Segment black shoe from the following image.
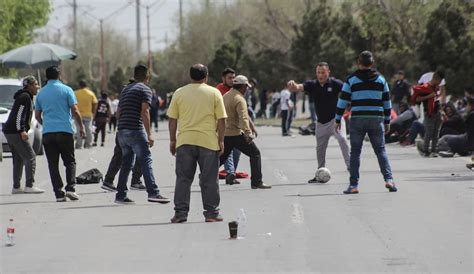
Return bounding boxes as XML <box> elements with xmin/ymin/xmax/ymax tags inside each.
<box><xmin>308</xmin><ymin>177</ymin><xmax>321</xmax><ymax>184</ymax></box>
<box><xmin>130</xmin><ymin>182</ymin><xmax>146</xmax><ymax>190</ymax></box>
<box><xmin>225</xmin><ymin>174</ymin><xmax>240</xmax><ymax>185</ymax></box>
<box><xmin>101</xmin><ymin>143</ymin><xmax>104</xmax><ymax>147</ymax></box>
<box><xmin>438</xmin><ymin>151</ymin><xmax>454</xmax><ymax>158</ymax></box>
<box><xmin>148</xmin><ymin>194</ymin><xmax>170</xmax><ymax>204</ymax></box>
<box><xmin>92</xmin><ymin>143</ymin><xmax>97</xmax><ymax>147</ymax></box>
<box><xmin>170</xmin><ymin>215</ymin><xmax>187</xmax><ymax>223</ymax></box>
<box><xmin>385</xmin><ymin>182</ymin><xmax>398</xmax><ymax>192</ymax></box>
<box><xmin>251</xmin><ymin>182</ymin><xmax>272</xmax><ymax>189</ymax></box>
<box><xmin>115</xmin><ymin>197</ymin><xmax>135</xmax><ymax>204</ymax></box>
<box><xmin>101</xmin><ymin>182</ymin><xmax>117</xmax><ymax>192</ymax></box>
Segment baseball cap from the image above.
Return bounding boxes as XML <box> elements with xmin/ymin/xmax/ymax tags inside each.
<box><xmin>233</xmin><ymin>75</ymin><xmax>251</xmax><ymax>87</ymax></box>
<box><xmin>22</xmin><ymin>75</ymin><xmax>37</xmax><ymax>87</ymax></box>
<box><xmin>358</xmin><ymin>50</ymin><xmax>374</xmax><ymax>66</ymax></box>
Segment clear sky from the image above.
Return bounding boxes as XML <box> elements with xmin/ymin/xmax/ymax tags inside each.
<box><xmin>39</xmin><ymin>0</ymin><xmax>201</xmax><ymax>51</ymax></box>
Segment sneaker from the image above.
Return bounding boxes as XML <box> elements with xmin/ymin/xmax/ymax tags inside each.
<box><xmin>343</xmin><ymin>185</ymin><xmax>359</xmax><ymax>194</ymax></box>
<box><xmin>251</xmin><ymin>182</ymin><xmax>272</xmax><ymax>189</ymax></box>
<box><xmin>65</xmin><ymin>191</ymin><xmax>80</xmax><ymax>201</ymax></box>
<box><xmin>416</xmin><ymin>141</ymin><xmax>429</xmax><ymax>157</ymax></box>
<box><xmin>11</xmin><ymin>187</ymin><xmax>24</xmax><ymax>194</ymax></box>
<box><xmin>467</xmin><ymin>163</ymin><xmax>474</xmax><ymax>170</ymax></box>
<box><xmin>115</xmin><ymin>197</ymin><xmax>136</xmax><ymax>204</ymax></box>
<box><xmin>308</xmin><ymin>177</ymin><xmax>320</xmax><ymax>184</ymax></box>
<box><xmin>430</xmin><ymin>152</ymin><xmax>438</xmax><ymax>158</ymax></box>
<box><xmin>130</xmin><ymin>183</ymin><xmax>146</xmax><ymax>190</ymax></box>
<box><xmin>438</xmin><ymin>151</ymin><xmax>454</xmax><ymax>158</ymax></box>
<box><xmin>205</xmin><ymin>215</ymin><xmax>224</xmax><ymax>222</ymax></box>
<box><xmin>92</xmin><ymin>143</ymin><xmax>97</xmax><ymax>147</ymax></box>
<box><xmin>170</xmin><ymin>215</ymin><xmax>187</xmax><ymax>223</ymax></box>
<box><xmin>385</xmin><ymin>182</ymin><xmax>398</xmax><ymax>192</ymax></box>
<box><xmin>101</xmin><ymin>183</ymin><xmax>117</xmax><ymax>192</ymax></box>
<box><xmin>56</xmin><ymin>196</ymin><xmax>67</xmax><ymax>202</ymax></box>
<box><xmin>148</xmin><ymin>194</ymin><xmax>170</xmax><ymax>204</ymax></box>
<box><xmin>100</xmin><ymin>143</ymin><xmax>104</xmax><ymax>147</ymax></box>
<box><xmin>24</xmin><ymin>186</ymin><xmax>45</xmax><ymax>194</ymax></box>
<box><xmin>225</xmin><ymin>174</ymin><xmax>240</xmax><ymax>185</ymax></box>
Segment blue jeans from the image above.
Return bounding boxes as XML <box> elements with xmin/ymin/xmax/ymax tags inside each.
<box><xmin>408</xmin><ymin>120</ymin><xmax>425</xmax><ymax>143</ymax></box>
<box><xmin>349</xmin><ymin>118</ymin><xmax>393</xmax><ymax>186</ymax></box>
<box><xmin>224</xmin><ymin>149</ymin><xmax>241</xmax><ymax>175</ymax></box>
<box><xmin>116</xmin><ymin>129</ymin><xmax>158</xmax><ymax>198</ymax></box>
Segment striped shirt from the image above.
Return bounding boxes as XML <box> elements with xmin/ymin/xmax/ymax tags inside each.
<box><xmin>117</xmin><ymin>82</ymin><xmax>152</xmax><ymax>130</ymax></box>
<box><xmin>336</xmin><ymin>69</ymin><xmax>391</xmax><ymax>124</ymax></box>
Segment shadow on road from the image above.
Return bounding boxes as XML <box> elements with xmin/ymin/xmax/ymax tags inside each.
<box><xmin>0</xmin><ymin>201</ymin><xmax>57</xmax><ymax>206</ymax></box>
<box><xmin>103</xmin><ymin>221</ymin><xmax>204</xmax><ymax>228</ymax></box>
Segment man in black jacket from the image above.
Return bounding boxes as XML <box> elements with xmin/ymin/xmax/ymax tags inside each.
<box><xmin>2</xmin><ymin>76</ymin><xmax>45</xmax><ymax>194</ymax></box>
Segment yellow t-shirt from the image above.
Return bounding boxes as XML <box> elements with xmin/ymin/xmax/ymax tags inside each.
<box><xmin>167</xmin><ymin>83</ymin><xmax>227</xmax><ymax>151</ymax></box>
<box><xmin>75</xmin><ymin>88</ymin><xmax>98</xmax><ymax>118</ymax></box>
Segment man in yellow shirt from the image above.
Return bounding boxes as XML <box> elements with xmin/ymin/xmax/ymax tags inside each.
<box><xmin>220</xmin><ymin>75</ymin><xmax>271</xmax><ymax>189</ymax></box>
<box><xmin>167</xmin><ymin>64</ymin><xmax>227</xmax><ymax>223</ymax></box>
<box><xmin>75</xmin><ymin>80</ymin><xmax>98</xmax><ymax>149</ymax></box>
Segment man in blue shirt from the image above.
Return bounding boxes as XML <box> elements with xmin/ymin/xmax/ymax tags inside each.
<box><xmin>35</xmin><ymin>66</ymin><xmax>85</xmax><ymax>202</ymax></box>
<box><xmin>287</xmin><ymin>62</ymin><xmax>350</xmax><ymax>182</ymax></box>
<box><xmin>335</xmin><ymin>51</ymin><xmax>397</xmax><ymax>194</ymax></box>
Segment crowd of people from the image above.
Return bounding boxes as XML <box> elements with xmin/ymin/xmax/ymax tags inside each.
<box><xmin>2</xmin><ymin>50</ymin><xmax>473</xmax><ymax>223</ymax></box>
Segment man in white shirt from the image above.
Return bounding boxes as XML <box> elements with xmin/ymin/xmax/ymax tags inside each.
<box><xmin>280</xmin><ymin>88</ymin><xmax>293</xmax><ymax>136</ymax></box>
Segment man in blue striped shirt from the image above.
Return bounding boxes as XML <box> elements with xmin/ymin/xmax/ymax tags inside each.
<box><xmin>335</xmin><ymin>51</ymin><xmax>397</xmax><ymax>194</ymax></box>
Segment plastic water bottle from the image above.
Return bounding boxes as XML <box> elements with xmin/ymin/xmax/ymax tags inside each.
<box><xmin>6</xmin><ymin>219</ymin><xmax>15</xmax><ymax>246</ymax></box>
<box><xmin>237</xmin><ymin>208</ymin><xmax>247</xmax><ymax>239</ymax></box>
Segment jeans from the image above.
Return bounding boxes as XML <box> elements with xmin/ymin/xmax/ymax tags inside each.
<box><xmin>281</xmin><ymin>110</ymin><xmax>293</xmax><ymax>134</ymax></box>
<box><xmin>5</xmin><ymin>133</ymin><xmax>36</xmax><ymax>188</ymax></box>
<box><xmin>94</xmin><ymin>118</ymin><xmax>107</xmax><ymax>144</ymax></box>
<box><xmin>116</xmin><ymin>129</ymin><xmax>158</xmax><ymax>199</ymax></box>
<box><xmin>104</xmin><ymin>134</ymin><xmax>142</xmax><ymax>184</ymax></box>
<box><xmin>42</xmin><ymin>132</ymin><xmax>76</xmax><ymax>198</ymax></box>
<box><xmin>408</xmin><ymin>120</ymin><xmax>425</xmax><ymax>143</ymax></box>
<box><xmin>224</xmin><ymin>149</ymin><xmax>241</xmax><ymax>175</ymax></box>
<box><xmin>349</xmin><ymin>118</ymin><xmax>393</xmax><ymax>186</ymax></box>
<box><xmin>423</xmin><ymin>112</ymin><xmax>442</xmax><ymax>153</ymax></box>
<box><xmin>75</xmin><ymin>117</ymin><xmax>93</xmax><ymax>148</ymax></box>
<box><xmin>220</xmin><ymin>134</ymin><xmax>262</xmax><ymax>186</ymax></box>
<box><xmin>174</xmin><ymin>145</ymin><xmax>220</xmax><ymax>218</ymax></box>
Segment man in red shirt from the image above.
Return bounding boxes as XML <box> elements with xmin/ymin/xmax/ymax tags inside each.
<box><xmin>216</xmin><ymin>67</ymin><xmax>235</xmax><ymax>96</ymax></box>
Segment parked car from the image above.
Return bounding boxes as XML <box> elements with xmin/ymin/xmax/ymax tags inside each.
<box><xmin>0</xmin><ymin>78</ymin><xmax>43</xmax><ymax>156</ymax></box>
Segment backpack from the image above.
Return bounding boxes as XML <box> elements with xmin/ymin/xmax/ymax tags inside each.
<box><xmin>76</xmin><ymin>168</ymin><xmax>103</xmax><ymax>184</ymax></box>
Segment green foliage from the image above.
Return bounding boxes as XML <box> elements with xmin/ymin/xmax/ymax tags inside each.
<box><xmin>419</xmin><ymin>0</ymin><xmax>473</xmax><ymax>95</ymax></box>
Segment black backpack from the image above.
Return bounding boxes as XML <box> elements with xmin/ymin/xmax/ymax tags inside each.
<box><xmin>76</xmin><ymin>168</ymin><xmax>103</xmax><ymax>184</ymax></box>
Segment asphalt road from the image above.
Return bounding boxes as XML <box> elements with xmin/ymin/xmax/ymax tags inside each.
<box><xmin>0</xmin><ymin>123</ymin><xmax>472</xmax><ymax>273</ymax></box>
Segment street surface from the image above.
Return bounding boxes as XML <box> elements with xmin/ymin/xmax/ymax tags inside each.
<box><xmin>0</xmin><ymin>123</ymin><xmax>472</xmax><ymax>273</ymax></box>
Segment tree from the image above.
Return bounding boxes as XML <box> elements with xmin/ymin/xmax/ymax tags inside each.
<box><xmin>418</xmin><ymin>0</ymin><xmax>473</xmax><ymax>96</ymax></box>
<box><xmin>0</xmin><ymin>0</ymin><xmax>50</xmax><ymax>54</ymax></box>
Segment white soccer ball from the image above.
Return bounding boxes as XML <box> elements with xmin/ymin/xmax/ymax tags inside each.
<box><xmin>315</xmin><ymin>167</ymin><xmax>331</xmax><ymax>183</ymax></box>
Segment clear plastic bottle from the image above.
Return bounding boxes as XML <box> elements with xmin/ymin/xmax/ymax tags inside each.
<box><xmin>6</xmin><ymin>219</ymin><xmax>15</xmax><ymax>246</ymax></box>
<box><xmin>237</xmin><ymin>208</ymin><xmax>247</xmax><ymax>239</ymax></box>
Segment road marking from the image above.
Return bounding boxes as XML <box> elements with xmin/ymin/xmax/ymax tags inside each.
<box><xmin>291</xmin><ymin>203</ymin><xmax>304</xmax><ymax>224</ymax></box>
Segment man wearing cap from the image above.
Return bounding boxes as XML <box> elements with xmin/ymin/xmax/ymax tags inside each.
<box><xmin>335</xmin><ymin>51</ymin><xmax>397</xmax><ymax>194</ymax></box>
<box><xmin>2</xmin><ymin>76</ymin><xmax>44</xmax><ymax>194</ymax></box>
<box><xmin>391</xmin><ymin>70</ymin><xmax>411</xmax><ymax>115</ymax></box>
<box><xmin>168</xmin><ymin>64</ymin><xmax>227</xmax><ymax>223</ymax></box>
<box><xmin>35</xmin><ymin>66</ymin><xmax>85</xmax><ymax>202</ymax></box>
<box><xmin>220</xmin><ymin>75</ymin><xmax>271</xmax><ymax>189</ymax></box>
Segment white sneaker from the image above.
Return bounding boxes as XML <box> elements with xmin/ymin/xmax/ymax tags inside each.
<box><xmin>12</xmin><ymin>187</ymin><xmax>24</xmax><ymax>194</ymax></box>
<box><xmin>65</xmin><ymin>191</ymin><xmax>79</xmax><ymax>201</ymax></box>
<box><xmin>24</xmin><ymin>186</ymin><xmax>45</xmax><ymax>194</ymax></box>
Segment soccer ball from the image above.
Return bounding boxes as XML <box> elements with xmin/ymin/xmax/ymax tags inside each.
<box><xmin>315</xmin><ymin>167</ymin><xmax>331</xmax><ymax>183</ymax></box>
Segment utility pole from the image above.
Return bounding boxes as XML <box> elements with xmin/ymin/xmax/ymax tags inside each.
<box><xmin>179</xmin><ymin>0</ymin><xmax>183</xmax><ymax>44</ymax></box>
<box><xmin>99</xmin><ymin>19</ymin><xmax>106</xmax><ymax>91</ymax></box>
<box><xmin>136</xmin><ymin>0</ymin><xmax>141</xmax><ymax>60</ymax></box>
<box><xmin>146</xmin><ymin>5</ymin><xmax>152</xmax><ymax>73</ymax></box>
<box><xmin>73</xmin><ymin>0</ymin><xmax>77</xmax><ymax>49</ymax></box>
